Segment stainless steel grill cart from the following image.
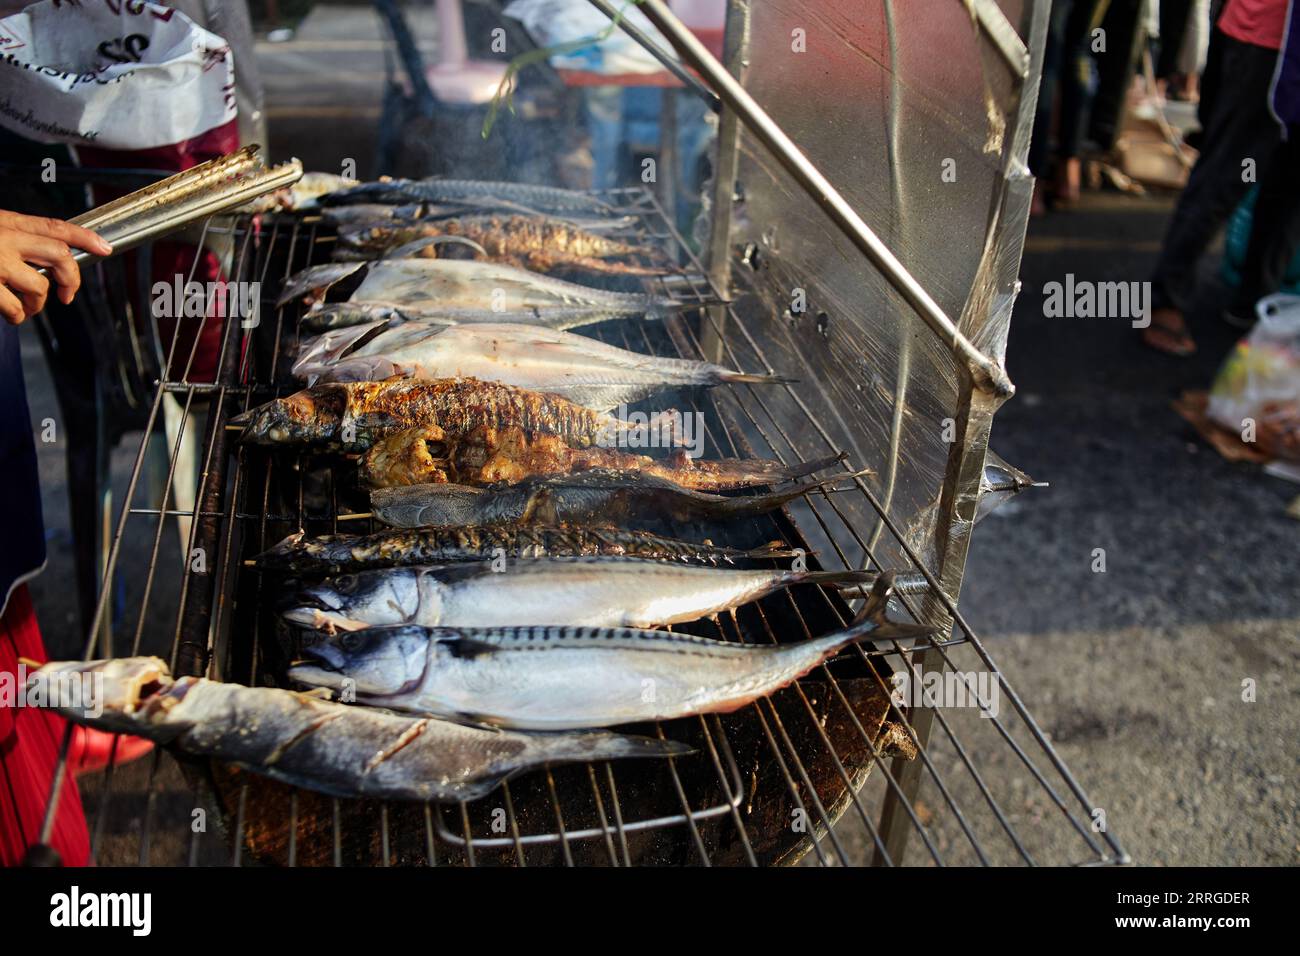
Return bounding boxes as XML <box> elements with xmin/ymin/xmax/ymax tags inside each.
<box><xmin>35</xmin><ymin>0</ymin><xmax>1129</xmax><ymax>867</ymax></box>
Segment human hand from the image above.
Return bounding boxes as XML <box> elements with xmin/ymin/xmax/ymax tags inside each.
<box><xmin>0</xmin><ymin>211</ymin><xmax>112</xmax><ymax>324</ymax></box>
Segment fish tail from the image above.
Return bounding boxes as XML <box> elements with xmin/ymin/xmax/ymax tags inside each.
<box><xmin>564</xmin><ymin>732</ymin><xmax>694</xmax><ymax>763</ymax></box>
<box><xmin>775</xmin><ymin>451</ymin><xmax>849</xmax><ymax>481</ymax></box>
<box><xmin>794</xmin><ymin>569</ymin><xmax>879</xmax><ymax>588</ymax></box>
<box><xmin>709</xmin><ymin>467</ymin><xmax>868</xmax><ymax>517</ymax></box>
<box><xmin>841</xmin><ymin>573</ymin><xmax>940</xmax><ymax>645</ymax></box>
<box><xmin>718</xmin><ymin>371</ymin><xmax>798</xmax><ymax>387</ymax></box>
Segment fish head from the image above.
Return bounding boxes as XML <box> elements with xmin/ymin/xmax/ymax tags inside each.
<box><xmin>290</xmin><ymin>626</ymin><xmax>430</xmax><ymax>697</ymax></box>
<box><xmin>24</xmin><ymin>657</ymin><xmax>182</xmax><ymax>735</ymax></box>
<box><xmin>232</xmin><ymin>386</ymin><xmax>344</xmax><ymax>445</ymax></box>
<box><xmin>281</xmin><ymin>567</ymin><xmax>436</xmax><ymax>629</ymax></box>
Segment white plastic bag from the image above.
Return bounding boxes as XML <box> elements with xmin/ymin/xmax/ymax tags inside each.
<box><xmin>0</xmin><ymin>0</ymin><xmax>236</xmax><ymax>150</ymax></box>
<box><xmin>1208</xmin><ymin>294</ymin><xmax>1300</xmax><ymax>461</ymax></box>
<box><xmin>502</xmin><ymin>0</ymin><xmax>670</xmax><ymax>74</ymax></box>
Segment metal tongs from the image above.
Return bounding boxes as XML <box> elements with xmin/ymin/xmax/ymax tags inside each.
<box><xmin>68</xmin><ymin>144</ymin><xmax>303</xmax><ymax>263</ymax></box>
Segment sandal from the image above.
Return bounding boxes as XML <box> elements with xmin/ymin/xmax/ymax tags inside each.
<box><xmin>1141</xmin><ymin>306</ymin><xmax>1196</xmax><ymax>356</ymax></box>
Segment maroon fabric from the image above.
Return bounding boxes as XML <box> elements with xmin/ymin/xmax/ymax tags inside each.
<box><xmin>0</xmin><ymin>586</ymin><xmax>89</xmax><ymax>868</ymax></box>
<box><xmin>76</xmin><ymin>118</ymin><xmax>240</xmax><ymax>383</ymax></box>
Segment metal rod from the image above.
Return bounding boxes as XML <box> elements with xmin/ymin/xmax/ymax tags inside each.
<box><xmin>585</xmin><ymin>0</ymin><xmax>720</xmax><ymax>110</ymax></box>
<box><xmin>76</xmin><ymin>161</ymin><xmax>303</xmax><ymax>263</ymax></box>
<box><xmin>634</xmin><ymin>0</ymin><xmax>1014</xmax><ymax>398</ymax></box>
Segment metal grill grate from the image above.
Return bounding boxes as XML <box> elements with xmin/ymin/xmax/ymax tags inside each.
<box><xmin>42</xmin><ymin>188</ymin><xmax>1128</xmax><ymax>867</ymax></box>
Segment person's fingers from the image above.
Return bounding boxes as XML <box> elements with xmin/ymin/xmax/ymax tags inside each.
<box><xmin>9</xmin><ymin>215</ymin><xmax>112</xmax><ymax>256</ymax></box>
<box><xmin>11</xmin><ymin>232</ymin><xmax>81</xmax><ymax>304</ymax></box>
<box><xmin>0</xmin><ymin>284</ymin><xmax>26</xmax><ymax>325</ymax></box>
<box><xmin>5</xmin><ymin>260</ymin><xmax>49</xmax><ymax>317</ymax></box>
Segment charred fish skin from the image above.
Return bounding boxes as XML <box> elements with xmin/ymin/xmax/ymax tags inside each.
<box><xmin>282</xmin><ymin>557</ymin><xmax>880</xmax><ymax>631</ymax></box>
<box><xmin>357</xmin><ymin>424</ymin><xmax>843</xmax><ymax>491</ymax></box>
<box><xmin>250</xmin><ymin>527</ymin><xmax>795</xmax><ymax>575</ymax></box>
<box><xmin>230</xmin><ymin>378</ymin><xmax>653</xmax><ymax>452</ymax></box>
<box><xmin>335</xmin><ymin>215</ymin><xmax>669</xmax><ymax>277</ymax></box>
<box><xmin>289</xmin><ymin>575</ymin><xmax>937</xmax><ymax>730</ymax></box>
<box><xmin>368</xmin><ymin>467</ymin><xmax>868</xmax><ymax>529</ymax></box>
<box><xmin>29</xmin><ymin>657</ymin><xmax>690</xmax><ymax>803</ymax></box>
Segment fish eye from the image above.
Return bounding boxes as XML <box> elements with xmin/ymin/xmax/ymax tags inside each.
<box><xmin>341</xmin><ymin>632</ymin><xmax>367</xmax><ymax>653</ymax></box>
<box><xmin>334</xmin><ymin>574</ymin><xmax>357</xmax><ymax>592</ymax></box>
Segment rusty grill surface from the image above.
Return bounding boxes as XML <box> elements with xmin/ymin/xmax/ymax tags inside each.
<box><xmin>51</xmin><ymin>189</ymin><xmax>1128</xmax><ymax>867</ymax></box>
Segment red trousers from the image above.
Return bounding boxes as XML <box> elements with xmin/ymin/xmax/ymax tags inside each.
<box><xmin>0</xmin><ymin>586</ymin><xmax>89</xmax><ymax>867</ymax></box>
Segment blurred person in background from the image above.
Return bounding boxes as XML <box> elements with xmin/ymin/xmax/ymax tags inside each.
<box><xmin>1144</xmin><ymin>0</ymin><xmax>1296</xmax><ymax>355</ymax></box>
<box><xmin>1030</xmin><ymin>0</ymin><xmax>1106</xmax><ymax>214</ymax></box>
<box><xmin>1154</xmin><ymin>0</ymin><xmax>1213</xmax><ymax>101</ymax></box>
<box><xmin>1228</xmin><ymin>0</ymin><xmax>1300</xmax><ymax>326</ymax></box>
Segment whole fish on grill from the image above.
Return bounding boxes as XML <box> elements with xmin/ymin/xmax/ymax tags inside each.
<box><xmin>28</xmin><ymin>657</ymin><xmax>689</xmax><ymax>802</ymax></box>
<box><xmin>230</xmin><ymin>378</ymin><xmax>681</xmax><ymax>452</ymax></box>
<box><xmin>289</xmin><ymin>575</ymin><xmax>935</xmax><ymax>730</ymax></box>
<box><xmin>250</xmin><ymin>527</ymin><xmax>797</xmax><ymax>575</ymax></box>
<box><xmin>282</xmin><ymin>557</ymin><xmax>878</xmax><ymax>631</ymax></box>
<box><xmin>292</xmin><ymin>320</ymin><xmax>790</xmax><ymax>408</ymax></box>
<box><xmin>367</xmin><ymin>468</ymin><xmax>867</xmax><ymax>529</ymax></box>
<box><xmin>297</xmin><ymin>299</ymin><xmax>664</xmax><ymax>334</ymax></box>
<box><xmin>335</xmin><ymin>215</ymin><xmax>668</xmax><ymax>277</ymax></box>
<box><xmin>276</xmin><ymin>259</ymin><xmax>696</xmax><ymax>325</ymax></box>
<box><xmin>319</xmin><ymin>177</ymin><xmax>620</xmax><ymax>217</ymax></box>
<box><xmin>359</xmin><ymin>424</ymin><xmax>842</xmax><ymax>490</ymax></box>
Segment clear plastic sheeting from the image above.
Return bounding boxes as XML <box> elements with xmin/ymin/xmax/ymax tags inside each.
<box><xmin>710</xmin><ymin>0</ymin><xmax>1044</xmax><ymax>593</ymax></box>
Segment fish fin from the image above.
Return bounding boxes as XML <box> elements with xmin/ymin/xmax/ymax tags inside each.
<box><xmin>719</xmin><ymin>371</ymin><xmax>798</xmax><ymax>386</ymax></box>
<box><xmin>744</xmin><ymin>540</ymin><xmax>800</xmax><ymax>559</ymax></box>
<box><xmin>446</xmin><ymin>636</ymin><xmax>499</xmax><ymax>660</ymax></box>
<box><xmin>851</xmin><ymin>573</ymin><xmax>942</xmax><ymax>644</ymax></box>
<box><xmin>799</xmin><ymin>569</ymin><xmax>878</xmax><ymax>588</ymax></box>
<box><xmin>709</xmin><ymin>468</ymin><xmax>866</xmax><ymax>518</ymax></box>
<box><xmin>580</xmin><ymin>733</ymin><xmax>695</xmax><ymax>762</ymax></box>
<box><xmin>774</xmin><ymin>451</ymin><xmax>850</xmax><ymax>482</ymax></box>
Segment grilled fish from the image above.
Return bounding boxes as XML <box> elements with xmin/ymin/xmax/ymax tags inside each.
<box><xmin>358</xmin><ymin>424</ymin><xmax>841</xmax><ymax>490</ymax></box>
<box><xmin>251</xmin><ymin>527</ymin><xmax>797</xmax><ymax>575</ymax></box>
<box><xmin>367</xmin><ymin>468</ymin><xmax>866</xmax><ymax>529</ymax></box>
<box><xmin>297</xmin><ymin>299</ymin><xmax>667</xmax><ymax>334</ymax></box>
<box><xmin>336</xmin><ymin>215</ymin><xmax>667</xmax><ymax>277</ymax></box>
<box><xmin>289</xmin><ymin>575</ymin><xmax>934</xmax><ymax>730</ymax></box>
<box><xmin>28</xmin><ymin>657</ymin><xmax>689</xmax><ymax>802</ymax></box>
<box><xmin>320</xmin><ymin>177</ymin><xmax>620</xmax><ymax>217</ymax></box>
<box><xmin>283</xmin><ymin>557</ymin><xmax>877</xmax><ymax>631</ymax></box>
<box><xmin>292</xmin><ymin>320</ymin><xmax>789</xmax><ymax>409</ymax></box>
<box><xmin>230</xmin><ymin>378</ymin><xmax>679</xmax><ymax>452</ymax></box>
<box><xmin>277</xmin><ymin>259</ymin><xmax>693</xmax><ymax>325</ymax></box>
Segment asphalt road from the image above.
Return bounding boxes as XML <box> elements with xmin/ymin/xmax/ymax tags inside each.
<box><xmin>17</xmin><ymin>5</ymin><xmax>1297</xmax><ymax>865</ymax></box>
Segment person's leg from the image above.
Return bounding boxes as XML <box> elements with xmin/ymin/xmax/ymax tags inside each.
<box><xmin>1157</xmin><ymin>0</ymin><xmax>1193</xmax><ymax>82</ymax></box>
<box><xmin>1149</xmin><ymin>33</ymin><xmax>1281</xmax><ymax>315</ymax></box>
<box><xmin>1088</xmin><ymin>0</ymin><xmax>1144</xmax><ymax>151</ymax></box>
<box><xmin>1231</xmin><ymin>128</ymin><xmax>1300</xmax><ymax>318</ymax></box>
<box><xmin>1053</xmin><ymin>0</ymin><xmax>1103</xmax><ymax>203</ymax></box>
<box><xmin>1030</xmin><ymin>1</ymin><xmax>1071</xmax><ymax>179</ymax></box>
